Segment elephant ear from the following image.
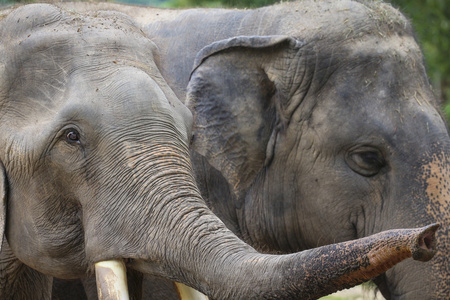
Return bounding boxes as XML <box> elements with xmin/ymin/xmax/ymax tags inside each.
<box><xmin>186</xmin><ymin>35</ymin><xmax>305</xmax><ymax>198</ymax></box>
<box><xmin>0</xmin><ymin>162</ymin><xmax>6</xmax><ymax>252</ymax></box>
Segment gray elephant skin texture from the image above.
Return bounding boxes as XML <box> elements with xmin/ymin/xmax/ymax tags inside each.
<box><xmin>0</xmin><ymin>3</ymin><xmax>442</xmax><ymax>300</ymax></box>
<box><xmin>54</xmin><ymin>0</ymin><xmax>450</xmax><ymax>299</ymax></box>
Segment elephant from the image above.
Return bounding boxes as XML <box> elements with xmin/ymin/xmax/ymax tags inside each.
<box><xmin>52</xmin><ymin>0</ymin><xmax>450</xmax><ymax>299</ymax></box>
<box><xmin>0</xmin><ymin>3</ymin><xmax>440</xmax><ymax>300</ymax></box>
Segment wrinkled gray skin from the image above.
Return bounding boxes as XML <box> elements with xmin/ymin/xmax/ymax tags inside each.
<box><xmin>0</xmin><ymin>4</ymin><xmax>196</xmax><ymax>298</ymax></box>
<box><xmin>1</xmin><ymin>4</ymin><xmax>441</xmax><ymax>300</ymax></box>
<box><xmin>51</xmin><ymin>0</ymin><xmax>450</xmax><ymax>299</ymax></box>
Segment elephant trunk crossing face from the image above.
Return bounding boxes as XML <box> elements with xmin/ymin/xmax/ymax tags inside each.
<box><xmin>0</xmin><ymin>4</ymin><xmax>442</xmax><ymax>299</ymax></box>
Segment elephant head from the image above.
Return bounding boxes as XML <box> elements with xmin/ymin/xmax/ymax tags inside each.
<box><xmin>186</xmin><ymin>3</ymin><xmax>449</xmax><ymax>299</ymax></box>
<box><xmin>0</xmin><ymin>2</ymin><xmax>197</xmax><ymax>286</ymax></box>
<box><xmin>0</xmin><ymin>4</ymin><xmax>441</xmax><ymax>300</ymax></box>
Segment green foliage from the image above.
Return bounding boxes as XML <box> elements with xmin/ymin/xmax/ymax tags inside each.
<box><xmin>161</xmin><ymin>0</ymin><xmax>223</xmax><ymax>8</ymax></box>
<box><xmin>0</xmin><ymin>0</ymin><xmax>14</xmax><ymax>5</ymax></box>
<box><xmin>389</xmin><ymin>0</ymin><xmax>450</xmax><ymax>121</ymax></box>
<box><xmin>0</xmin><ymin>0</ymin><xmax>34</xmax><ymax>6</ymax></box>
<box><xmin>116</xmin><ymin>0</ymin><xmax>169</xmax><ymax>6</ymax></box>
<box><xmin>162</xmin><ymin>0</ymin><xmax>275</xmax><ymax>8</ymax></box>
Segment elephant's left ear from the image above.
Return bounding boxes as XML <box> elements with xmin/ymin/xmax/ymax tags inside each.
<box><xmin>0</xmin><ymin>161</ymin><xmax>7</xmax><ymax>252</ymax></box>
<box><xmin>187</xmin><ymin>35</ymin><xmax>305</xmax><ymax>196</ymax></box>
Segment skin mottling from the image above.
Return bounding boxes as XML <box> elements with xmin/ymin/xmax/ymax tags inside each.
<box><xmin>422</xmin><ymin>150</ymin><xmax>450</xmax><ymax>297</ymax></box>
<box><xmin>424</xmin><ymin>152</ymin><xmax>450</xmax><ymax>214</ymax></box>
<box><xmin>319</xmin><ymin>225</ymin><xmax>437</xmax><ymax>296</ymax></box>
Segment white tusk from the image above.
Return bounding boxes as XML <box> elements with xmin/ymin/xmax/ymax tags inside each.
<box><xmin>95</xmin><ymin>259</ymin><xmax>130</xmax><ymax>300</ymax></box>
<box><xmin>174</xmin><ymin>282</ymin><xmax>209</xmax><ymax>300</ymax></box>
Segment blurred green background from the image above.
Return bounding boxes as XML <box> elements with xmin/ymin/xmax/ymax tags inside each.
<box><xmin>1</xmin><ymin>0</ymin><xmax>449</xmax><ymax>122</ymax></box>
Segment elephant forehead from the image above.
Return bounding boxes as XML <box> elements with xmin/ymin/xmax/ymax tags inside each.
<box><xmin>1</xmin><ymin>21</ymin><xmax>164</xmax><ymax>120</ymax></box>
<box><xmin>314</xmin><ymin>35</ymin><xmax>435</xmax><ymax>119</ymax></box>
<box><xmin>1</xmin><ymin>3</ymin><xmax>146</xmax><ymax>43</ymax></box>
<box><xmin>87</xmin><ymin>68</ymin><xmax>176</xmax><ymax>120</ymax></box>
<box><xmin>1</xmin><ymin>5</ymin><xmax>159</xmax><ymax>85</ymax></box>
<box><xmin>11</xmin><ymin>65</ymin><xmax>171</xmax><ymax>118</ymax></box>
<box><xmin>7</xmin><ymin>29</ymin><xmax>155</xmax><ymax>71</ymax></box>
<box><xmin>307</xmin><ymin>79</ymin><xmax>444</xmax><ymax>156</ymax></box>
<box><xmin>345</xmin><ymin>34</ymin><xmax>423</xmax><ymax>64</ymax></box>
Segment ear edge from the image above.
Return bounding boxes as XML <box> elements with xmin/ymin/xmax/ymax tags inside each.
<box><xmin>190</xmin><ymin>35</ymin><xmax>304</xmax><ymax>80</ymax></box>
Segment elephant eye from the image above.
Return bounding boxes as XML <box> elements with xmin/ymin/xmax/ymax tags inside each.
<box><xmin>346</xmin><ymin>148</ymin><xmax>385</xmax><ymax>177</ymax></box>
<box><xmin>65</xmin><ymin>129</ymin><xmax>81</xmax><ymax>144</ymax></box>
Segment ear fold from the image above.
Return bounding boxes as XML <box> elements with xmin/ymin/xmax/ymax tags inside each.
<box><xmin>0</xmin><ymin>161</ymin><xmax>7</xmax><ymax>252</ymax></box>
<box><xmin>186</xmin><ymin>36</ymin><xmax>305</xmax><ymax>197</ymax></box>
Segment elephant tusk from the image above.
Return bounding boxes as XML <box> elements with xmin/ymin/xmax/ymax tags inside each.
<box><xmin>174</xmin><ymin>282</ymin><xmax>209</xmax><ymax>300</ymax></box>
<box><xmin>95</xmin><ymin>259</ymin><xmax>130</xmax><ymax>300</ymax></box>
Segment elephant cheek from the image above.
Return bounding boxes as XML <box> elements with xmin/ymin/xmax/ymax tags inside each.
<box><xmin>422</xmin><ymin>150</ymin><xmax>450</xmax><ymax>297</ymax></box>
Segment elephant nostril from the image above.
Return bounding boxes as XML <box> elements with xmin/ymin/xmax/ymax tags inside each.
<box><xmin>419</xmin><ymin>232</ymin><xmax>435</xmax><ymax>251</ymax></box>
<box><xmin>412</xmin><ymin>223</ymin><xmax>439</xmax><ymax>261</ymax></box>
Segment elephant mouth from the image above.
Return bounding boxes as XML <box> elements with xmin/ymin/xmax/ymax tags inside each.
<box><xmin>94</xmin><ymin>259</ymin><xmax>207</xmax><ymax>299</ymax></box>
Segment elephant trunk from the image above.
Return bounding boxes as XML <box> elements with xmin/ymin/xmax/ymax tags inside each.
<box><xmin>293</xmin><ymin>224</ymin><xmax>438</xmax><ymax>298</ymax></box>
<box><xmin>213</xmin><ymin>224</ymin><xmax>437</xmax><ymax>299</ymax></box>
<box><xmin>126</xmin><ymin>200</ymin><xmax>438</xmax><ymax>300</ymax></box>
